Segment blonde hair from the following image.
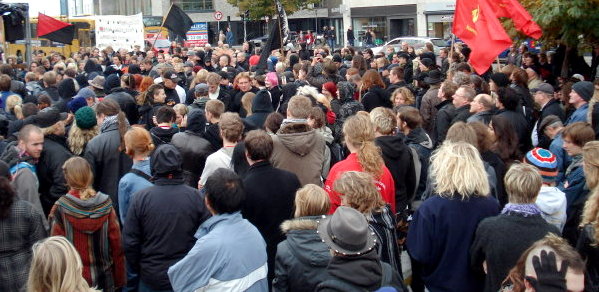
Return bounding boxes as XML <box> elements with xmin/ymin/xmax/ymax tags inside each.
<box><xmin>369</xmin><ymin>107</ymin><xmax>396</xmax><ymax>135</ymax></box>
<box><xmin>334</xmin><ymin>171</ymin><xmax>385</xmax><ymax>214</ymax></box>
<box><xmin>241</xmin><ymin>92</ymin><xmax>255</xmax><ymax>115</ymax></box>
<box><xmin>505</xmin><ymin>163</ymin><xmax>542</xmax><ymax>204</ymax></box>
<box><xmin>294</xmin><ymin>184</ymin><xmax>330</xmax><ymax>217</ymax></box>
<box><xmin>446</xmin><ymin>122</ymin><xmax>477</xmax><ymax>145</ymax></box>
<box><xmin>67</xmin><ymin>123</ymin><xmax>99</xmax><ymax>156</ymax></box>
<box><xmin>27</xmin><ymin>236</ymin><xmax>97</xmax><ymax>292</ymax></box>
<box><xmin>430</xmin><ymin>141</ymin><xmax>490</xmax><ymax>199</ymax></box>
<box><xmin>391</xmin><ymin>87</ymin><xmax>415</xmax><ymax>106</ymax></box>
<box><xmin>581</xmin><ymin>141</ymin><xmax>599</xmax><ymax>244</ymax></box>
<box><xmin>173</xmin><ymin>103</ymin><xmax>188</xmax><ymax>117</ymax></box>
<box><xmin>189</xmin><ymin>69</ymin><xmax>209</xmax><ymax>89</ymax></box>
<box><xmin>62</xmin><ymin>157</ymin><xmax>96</xmax><ymax>200</ymax></box>
<box><xmin>6</xmin><ymin>94</ymin><xmax>23</xmax><ymax>119</ymax></box>
<box><xmin>343</xmin><ymin>114</ymin><xmax>384</xmax><ymax>178</ymax></box>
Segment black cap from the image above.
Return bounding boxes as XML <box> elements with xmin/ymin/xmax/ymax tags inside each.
<box><xmin>35</xmin><ymin>107</ymin><xmax>68</xmax><ymax>128</ymax></box>
<box><xmin>162</xmin><ymin>70</ymin><xmax>181</xmax><ymax>82</ymax></box>
<box><xmin>151</xmin><ymin>144</ymin><xmax>183</xmax><ymax>176</ymax></box>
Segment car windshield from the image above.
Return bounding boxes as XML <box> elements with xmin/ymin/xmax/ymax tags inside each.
<box><xmin>431</xmin><ymin>39</ymin><xmax>447</xmax><ymax>47</ymax></box>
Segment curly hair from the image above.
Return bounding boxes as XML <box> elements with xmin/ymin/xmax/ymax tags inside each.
<box><xmin>67</xmin><ymin>123</ymin><xmax>99</xmax><ymax>156</ymax></box>
<box><xmin>581</xmin><ymin>141</ymin><xmax>599</xmax><ymax>245</ymax></box>
<box><xmin>343</xmin><ymin>114</ymin><xmax>384</xmax><ymax>178</ymax></box>
<box><xmin>333</xmin><ymin>171</ymin><xmax>384</xmax><ymax>214</ymax></box>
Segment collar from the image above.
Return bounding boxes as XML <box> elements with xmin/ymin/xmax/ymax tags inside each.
<box><xmin>195</xmin><ymin>211</ymin><xmax>242</xmax><ymax>239</ymax></box>
<box><xmin>249</xmin><ymin>160</ymin><xmax>271</xmax><ymax>170</ymax></box>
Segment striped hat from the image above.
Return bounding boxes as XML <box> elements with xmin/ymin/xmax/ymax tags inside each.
<box><xmin>524</xmin><ymin>148</ymin><xmax>558</xmax><ymax>183</ymax></box>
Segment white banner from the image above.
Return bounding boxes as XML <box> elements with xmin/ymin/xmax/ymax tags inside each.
<box><xmin>94</xmin><ymin>13</ymin><xmax>145</xmax><ymax>51</ymax></box>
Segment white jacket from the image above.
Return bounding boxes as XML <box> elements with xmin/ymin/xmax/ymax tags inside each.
<box><xmin>536</xmin><ymin>186</ymin><xmax>567</xmax><ymax>232</ymax></box>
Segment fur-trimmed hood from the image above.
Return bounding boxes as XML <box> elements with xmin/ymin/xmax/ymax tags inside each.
<box><xmin>280</xmin><ymin>215</ymin><xmax>322</xmax><ymax>233</ymax></box>
<box><xmin>279</xmin><ymin>216</ymin><xmax>331</xmax><ymax>268</ymax></box>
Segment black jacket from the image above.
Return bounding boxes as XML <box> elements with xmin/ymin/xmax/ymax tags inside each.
<box><xmin>316</xmin><ymin>249</ymin><xmax>405</xmax><ymax>292</ymax></box>
<box><xmin>204</xmin><ymin>122</ymin><xmax>222</xmax><ymax>151</ymax></box>
<box><xmin>269</xmin><ymin>86</ymin><xmax>282</xmax><ymax>111</ymax></box>
<box><xmin>105</xmin><ymin>89</ymin><xmax>139</xmax><ymax>126</ymax></box>
<box><xmin>375</xmin><ymin>135</ymin><xmax>416</xmax><ymax>211</ymax></box>
<box><xmin>171</xmin><ymin>111</ymin><xmax>214</xmax><ymax>187</ymax></box>
<box><xmin>241</xmin><ymin>160</ymin><xmax>301</xmax><ymax>286</ymax></box>
<box><xmin>232</xmin><ymin>87</ymin><xmax>259</xmax><ymax>117</ymax></box>
<box><xmin>37</xmin><ymin>134</ymin><xmax>72</xmax><ymax>214</ymax></box>
<box><xmin>386</xmin><ymin>81</ymin><xmax>409</xmax><ymax>96</ymax></box>
<box><xmin>577</xmin><ymin>224</ymin><xmax>599</xmax><ymax>291</ymax></box>
<box><xmin>41</xmin><ymin>86</ymin><xmax>60</xmax><ymax>103</ymax></box>
<box><xmin>122</xmin><ymin>176</ymin><xmax>210</xmax><ymax>290</ymax></box>
<box><xmin>451</xmin><ymin>105</ymin><xmax>472</xmax><ymax>125</ymax></box>
<box><xmin>273</xmin><ymin>216</ymin><xmax>331</xmax><ymax>292</ymax></box>
<box><xmin>592</xmin><ymin>102</ymin><xmax>599</xmax><ymax>140</ymax></box>
<box><xmin>537</xmin><ymin>99</ymin><xmax>565</xmax><ymax>148</ymax></box>
<box><xmin>496</xmin><ymin>109</ymin><xmax>532</xmax><ymax>154</ymax></box>
<box><xmin>84</xmin><ymin>122</ymin><xmax>133</xmax><ymax>213</ymax></box>
<box><xmin>245</xmin><ymin>89</ymin><xmax>274</xmax><ymax>129</ymax></box>
<box><xmin>434</xmin><ymin>100</ymin><xmax>455</xmax><ymax>144</ymax></box>
<box><xmin>149</xmin><ymin>126</ymin><xmax>178</xmax><ymax>147</ymax></box>
<box><xmin>362</xmin><ymin>86</ymin><xmax>392</xmax><ymax>112</ymax></box>
<box><xmin>138</xmin><ymin>103</ymin><xmax>164</xmax><ymax>129</ymax></box>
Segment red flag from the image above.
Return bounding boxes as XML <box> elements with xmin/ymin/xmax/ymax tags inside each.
<box><xmin>489</xmin><ymin>0</ymin><xmax>542</xmax><ymax>39</ymax></box>
<box><xmin>37</xmin><ymin>13</ymin><xmax>75</xmax><ymax>45</ymax></box>
<box><xmin>453</xmin><ymin>0</ymin><xmax>513</xmax><ymax>74</ymax></box>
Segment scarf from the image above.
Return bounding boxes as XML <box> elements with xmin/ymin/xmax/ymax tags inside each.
<box><xmin>101</xmin><ymin>114</ymin><xmax>119</xmax><ymax>132</ymax></box>
<box><xmin>501</xmin><ymin>203</ymin><xmax>542</xmax><ymax>217</ymax></box>
<box><xmin>565</xmin><ymin>154</ymin><xmax>583</xmax><ymax>177</ymax></box>
<box><xmin>281</xmin><ymin>118</ymin><xmax>307</xmax><ymax>126</ymax></box>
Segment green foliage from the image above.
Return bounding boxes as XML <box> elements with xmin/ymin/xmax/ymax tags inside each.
<box><xmin>514</xmin><ymin>0</ymin><xmax>599</xmax><ymax>47</ymax></box>
<box><xmin>227</xmin><ymin>0</ymin><xmax>321</xmax><ymax>20</ymax></box>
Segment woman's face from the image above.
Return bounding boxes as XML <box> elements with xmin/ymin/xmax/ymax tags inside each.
<box><xmin>265</xmin><ymin>78</ymin><xmax>272</xmax><ymax>88</ymax></box>
<box><xmin>394</xmin><ymin>93</ymin><xmax>406</xmax><ymax>106</ymax></box>
<box><xmin>563</xmin><ymin>136</ymin><xmax>583</xmax><ymax>157</ymax></box>
<box><xmin>175</xmin><ymin>113</ymin><xmax>184</xmax><ymax>125</ymax></box>
<box><xmin>154</xmin><ymin>89</ymin><xmax>166</xmax><ymax>103</ymax></box>
<box><xmin>322</xmin><ymin>88</ymin><xmax>332</xmax><ymax>98</ymax></box>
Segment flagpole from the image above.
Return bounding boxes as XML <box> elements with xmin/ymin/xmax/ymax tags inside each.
<box><xmin>153</xmin><ymin>3</ymin><xmax>174</xmax><ymax>49</ymax></box>
<box><xmin>274</xmin><ymin>1</ymin><xmax>284</xmax><ymax>57</ymax></box>
<box><xmin>449</xmin><ymin>33</ymin><xmax>455</xmax><ymax>64</ymax></box>
<box><xmin>495</xmin><ymin>57</ymin><xmax>502</xmax><ymax>72</ymax></box>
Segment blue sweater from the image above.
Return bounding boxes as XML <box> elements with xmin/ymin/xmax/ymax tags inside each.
<box><xmin>407</xmin><ymin>195</ymin><xmax>500</xmax><ymax>292</ymax></box>
<box><xmin>118</xmin><ymin>159</ymin><xmax>153</xmax><ymax>222</ymax></box>
<box><xmin>168</xmin><ymin>212</ymin><xmax>268</xmax><ymax>292</ymax></box>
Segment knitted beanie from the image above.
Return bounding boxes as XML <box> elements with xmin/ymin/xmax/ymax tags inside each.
<box><xmin>572</xmin><ymin>81</ymin><xmax>594</xmax><ymax>102</ymax></box>
<box><xmin>75</xmin><ymin>106</ymin><xmax>97</xmax><ymax>130</ymax></box>
<box><xmin>524</xmin><ymin>148</ymin><xmax>558</xmax><ymax>183</ymax></box>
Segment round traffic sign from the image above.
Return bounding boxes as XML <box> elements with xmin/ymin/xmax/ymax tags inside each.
<box><xmin>213</xmin><ymin>11</ymin><xmax>223</xmax><ymax>21</ymax></box>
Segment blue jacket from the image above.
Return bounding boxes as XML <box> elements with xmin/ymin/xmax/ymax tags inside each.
<box><xmin>550</xmin><ymin>133</ymin><xmax>571</xmax><ymax>184</ymax></box>
<box><xmin>118</xmin><ymin>159</ymin><xmax>153</xmax><ymax>222</ymax></box>
<box><xmin>565</xmin><ymin>103</ymin><xmax>588</xmax><ymax>125</ymax></box>
<box><xmin>558</xmin><ymin>157</ymin><xmax>586</xmax><ymax>208</ymax></box>
<box><xmin>168</xmin><ymin>212</ymin><xmax>268</xmax><ymax>292</ymax></box>
<box><xmin>407</xmin><ymin>195</ymin><xmax>499</xmax><ymax>292</ymax></box>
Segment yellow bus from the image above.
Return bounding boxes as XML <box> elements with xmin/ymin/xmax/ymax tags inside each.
<box><xmin>5</xmin><ymin>16</ymin><xmax>95</xmax><ymax>57</ymax></box>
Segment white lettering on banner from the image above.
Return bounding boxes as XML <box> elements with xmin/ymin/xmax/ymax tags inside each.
<box><xmin>94</xmin><ymin>13</ymin><xmax>145</xmax><ymax>51</ymax></box>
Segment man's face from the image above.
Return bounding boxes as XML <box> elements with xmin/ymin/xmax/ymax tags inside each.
<box><xmin>534</xmin><ymin>91</ymin><xmax>548</xmax><ymax>106</ymax></box>
<box><xmin>569</xmin><ymin>90</ymin><xmax>583</xmax><ymax>107</ymax></box>
<box><xmin>157</xmin><ymin>55</ymin><xmax>165</xmax><ymax>63</ymax></box>
<box><xmin>470</xmin><ymin>96</ymin><xmax>483</xmax><ymax>113</ymax></box>
<box><xmin>236</xmin><ymin>54</ymin><xmax>245</xmax><ymax>64</ymax></box>
<box><xmin>164</xmin><ymin>78</ymin><xmax>176</xmax><ymax>89</ymax></box>
<box><xmin>238</xmin><ymin>77</ymin><xmax>251</xmax><ymax>91</ymax></box>
<box><xmin>208</xmin><ymin>83</ymin><xmax>219</xmax><ymax>94</ymax></box>
<box><xmin>452</xmin><ymin>88</ymin><xmax>469</xmax><ymax>108</ymax></box>
<box><xmin>219</xmin><ymin>56</ymin><xmax>229</xmax><ymax>67</ymax></box>
<box><xmin>112</xmin><ymin>57</ymin><xmax>121</xmax><ymax>66</ymax></box>
<box><xmin>19</xmin><ymin>132</ymin><xmax>44</xmax><ymax>159</ymax></box>
<box><xmin>563</xmin><ymin>136</ymin><xmax>583</xmax><ymax>157</ymax></box>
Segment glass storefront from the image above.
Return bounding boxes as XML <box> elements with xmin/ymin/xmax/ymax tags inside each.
<box><xmin>352</xmin><ymin>17</ymin><xmax>386</xmax><ymax>46</ymax></box>
<box><xmin>426</xmin><ymin>14</ymin><xmax>453</xmax><ymax>39</ymax></box>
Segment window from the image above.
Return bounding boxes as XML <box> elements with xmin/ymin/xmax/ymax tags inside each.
<box><xmin>176</xmin><ymin>0</ymin><xmax>213</xmax><ymax>12</ymax></box>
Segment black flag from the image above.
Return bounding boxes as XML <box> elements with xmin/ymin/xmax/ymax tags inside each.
<box><xmin>163</xmin><ymin>4</ymin><xmax>193</xmax><ymax>40</ymax></box>
<box><xmin>255</xmin><ymin>20</ymin><xmax>281</xmax><ymax>74</ymax></box>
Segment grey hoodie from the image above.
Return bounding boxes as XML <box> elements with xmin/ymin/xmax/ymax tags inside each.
<box><xmin>536</xmin><ymin>186</ymin><xmax>567</xmax><ymax>232</ymax></box>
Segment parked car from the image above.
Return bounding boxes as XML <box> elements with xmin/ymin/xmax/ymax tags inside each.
<box><xmin>372</xmin><ymin>37</ymin><xmax>447</xmax><ymax>55</ymax></box>
<box><xmin>250</xmin><ymin>31</ymin><xmax>300</xmax><ymax>47</ymax></box>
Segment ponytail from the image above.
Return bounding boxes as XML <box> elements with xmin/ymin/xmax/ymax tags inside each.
<box><xmin>356</xmin><ymin>140</ymin><xmax>384</xmax><ymax>178</ymax></box>
<box><xmin>13</xmin><ymin>104</ymin><xmax>23</xmax><ymax>120</ymax></box>
<box><xmin>117</xmin><ymin>111</ymin><xmax>127</xmax><ymax>152</ymax></box>
<box><xmin>342</xmin><ymin>114</ymin><xmax>385</xmax><ymax>178</ymax></box>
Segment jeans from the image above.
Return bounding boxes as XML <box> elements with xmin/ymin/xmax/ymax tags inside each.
<box><xmin>348</xmin><ymin>39</ymin><xmax>354</xmax><ymax>47</ymax></box>
<box><xmin>123</xmin><ymin>263</ymin><xmax>139</xmax><ymax>292</ymax></box>
<box><xmin>327</xmin><ymin>39</ymin><xmax>334</xmax><ymax>50</ymax></box>
<box><xmin>138</xmin><ymin>280</ymin><xmax>173</xmax><ymax>292</ymax></box>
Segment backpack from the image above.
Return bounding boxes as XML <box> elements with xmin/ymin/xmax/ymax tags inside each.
<box><xmin>129</xmin><ymin>168</ymin><xmax>152</xmax><ymax>181</ymax></box>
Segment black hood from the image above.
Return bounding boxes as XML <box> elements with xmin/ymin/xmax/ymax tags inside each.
<box><xmin>58</xmin><ymin>78</ymin><xmax>77</xmax><ymax>99</ymax></box>
<box><xmin>375</xmin><ymin>135</ymin><xmax>406</xmax><ymax>159</ymax></box>
<box><xmin>369</xmin><ymin>86</ymin><xmax>392</xmax><ymax>108</ymax></box>
<box><xmin>186</xmin><ymin>109</ymin><xmax>206</xmax><ymax>134</ymax></box>
<box><xmin>150</xmin><ymin>127</ymin><xmax>177</xmax><ymax>145</ymax></box>
<box><xmin>104</xmin><ymin>74</ymin><xmax>121</xmax><ymax>94</ymax></box>
<box><xmin>325</xmin><ymin>249</ymin><xmax>382</xmax><ymax>290</ymax></box>
<box><xmin>252</xmin><ymin>89</ymin><xmax>274</xmax><ymax>113</ymax></box>
<box><xmin>150</xmin><ymin>144</ymin><xmax>182</xmax><ymax>176</ymax></box>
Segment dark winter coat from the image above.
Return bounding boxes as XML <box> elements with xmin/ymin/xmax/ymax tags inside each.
<box><xmin>375</xmin><ymin>135</ymin><xmax>416</xmax><ymax>211</ymax></box>
<box><xmin>471</xmin><ymin>212</ymin><xmax>560</xmax><ymax>292</ymax></box>
<box><xmin>404</xmin><ymin>128</ymin><xmax>433</xmax><ymax>200</ymax></box>
<box><xmin>577</xmin><ymin>224</ymin><xmax>599</xmax><ymax>291</ymax></box>
<box><xmin>451</xmin><ymin>105</ymin><xmax>472</xmax><ymax>125</ymax></box>
<box><xmin>434</xmin><ymin>100</ymin><xmax>455</xmax><ymax>144</ymax></box>
<box><xmin>138</xmin><ymin>103</ymin><xmax>164</xmax><ymax>129</ymax></box>
<box><xmin>40</xmin><ymin>86</ymin><xmax>60</xmax><ymax>103</ymax></box>
<box><xmin>316</xmin><ymin>249</ymin><xmax>405</xmax><ymax>292</ymax></box>
<box><xmin>171</xmin><ymin>111</ymin><xmax>213</xmax><ymax>187</ymax></box>
<box><xmin>37</xmin><ymin>134</ymin><xmax>72</xmax><ymax>214</ymax></box>
<box><xmin>362</xmin><ymin>86</ymin><xmax>392</xmax><ymax>112</ymax></box>
<box><xmin>245</xmin><ymin>89</ymin><xmax>274</xmax><ymax>129</ymax></box>
<box><xmin>84</xmin><ymin>122</ymin><xmax>132</xmax><ymax>213</ymax></box>
<box><xmin>407</xmin><ymin>195</ymin><xmax>500</xmax><ymax>292</ymax></box>
<box><xmin>232</xmin><ymin>87</ymin><xmax>259</xmax><ymax>117</ymax></box>
<box><xmin>386</xmin><ymin>81</ymin><xmax>409</xmax><ymax>96</ymax></box>
<box><xmin>105</xmin><ymin>89</ymin><xmax>139</xmax><ymax>127</ymax></box>
<box><xmin>270</xmin><ymin>86</ymin><xmax>282</xmax><ymax>111</ymax></box>
<box><xmin>149</xmin><ymin>126</ymin><xmax>178</xmax><ymax>147</ymax></box>
<box><xmin>273</xmin><ymin>216</ymin><xmax>331</xmax><ymax>292</ymax></box>
<box><xmin>241</xmin><ymin>161</ymin><xmax>301</xmax><ymax>286</ymax></box>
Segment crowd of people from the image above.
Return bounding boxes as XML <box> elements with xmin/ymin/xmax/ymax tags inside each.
<box><xmin>0</xmin><ymin>37</ymin><xmax>598</xmax><ymax>292</ymax></box>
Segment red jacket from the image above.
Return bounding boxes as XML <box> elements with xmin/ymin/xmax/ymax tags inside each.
<box><xmin>324</xmin><ymin>153</ymin><xmax>396</xmax><ymax>214</ymax></box>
